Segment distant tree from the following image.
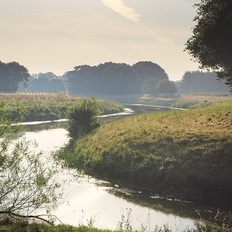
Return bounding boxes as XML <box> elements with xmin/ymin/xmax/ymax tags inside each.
<box><xmin>68</xmin><ymin>98</ymin><xmax>100</xmax><ymax>141</ymax></box>
<box><xmin>37</xmin><ymin>72</ymin><xmax>57</xmax><ymax>80</ymax></box>
<box><xmin>0</xmin><ymin>61</ymin><xmax>29</xmax><ymax>92</ymax></box>
<box><xmin>26</xmin><ymin>73</ymin><xmax>65</xmax><ymax>93</ymax></box>
<box><xmin>185</xmin><ymin>0</ymin><xmax>232</xmax><ymax>91</ymax></box>
<box><xmin>49</xmin><ymin>79</ymin><xmax>65</xmax><ymax>93</ymax></box>
<box><xmin>99</xmin><ymin>63</ymin><xmax>140</xmax><ymax>95</ymax></box>
<box><xmin>65</xmin><ymin>61</ymin><xmax>169</xmax><ymax>96</ymax></box>
<box><xmin>178</xmin><ymin>71</ymin><xmax>229</xmax><ymax>94</ymax></box>
<box><xmin>28</xmin><ymin>78</ymin><xmax>51</xmax><ymax>92</ymax></box>
<box><xmin>133</xmin><ymin>61</ymin><xmax>169</xmax><ymax>94</ymax></box>
<box><xmin>65</xmin><ymin>65</ymin><xmax>94</xmax><ymax>95</ymax></box>
<box><xmin>66</xmin><ymin>63</ymin><xmax>140</xmax><ymax>96</ymax></box>
<box><xmin>156</xmin><ymin>80</ymin><xmax>177</xmax><ymax>95</ymax></box>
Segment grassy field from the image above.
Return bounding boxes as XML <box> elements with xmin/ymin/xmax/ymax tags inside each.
<box><xmin>57</xmin><ymin>101</ymin><xmax>232</xmax><ymax>210</ymax></box>
<box><xmin>138</xmin><ymin>94</ymin><xmax>232</xmax><ymax>109</ymax></box>
<box><xmin>0</xmin><ymin>93</ymin><xmax>123</xmax><ymax>121</ymax></box>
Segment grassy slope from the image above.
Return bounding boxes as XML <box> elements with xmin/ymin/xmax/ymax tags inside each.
<box><xmin>59</xmin><ymin>102</ymin><xmax>232</xmax><ymax>208</ymax></box>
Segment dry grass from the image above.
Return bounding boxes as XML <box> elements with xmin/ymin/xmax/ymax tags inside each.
<box><xmin>0</xmin><ymin>92</ymin><xmax>80</xmax><ymax>104</ymax></box>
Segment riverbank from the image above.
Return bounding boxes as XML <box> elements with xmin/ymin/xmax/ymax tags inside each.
<box><xmin>0</xmin><ymin>93</ymin><xmax>123</xmax><ymax>121</ymax></box>
<box><xmin>57</xmin><ymin>102</ymin><xmax>232</xmax><ymax>216</ymax></box>
<box><xmin>1</xmin><ymin>219</ymin><xmax>230</xmax><ymax>231</ymax></box>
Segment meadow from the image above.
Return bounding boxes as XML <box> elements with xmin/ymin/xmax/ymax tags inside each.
<box><xmin>0</xmin><ymin>93</ymin><xmax>124</xmax><ymax>122</ymax></box>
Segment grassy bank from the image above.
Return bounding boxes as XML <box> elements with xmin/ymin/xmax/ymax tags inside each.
<box><xmin>138</xmin><ymin>94</ymin><xmax>232</xmax><ymax>109</ymax></box>
<box><xmin>57</xmin><ymin>102</ymin><xmax>232</xmax><ymax>209</ymax></box>
<box><xmin>1</xmin><ymin>221</ymin><xmax>230</xmax><ymax>232</ymax></box>
<box><xmin>0</xmin><ymin>93</ymin><xmax>123</xmax><ymax>121</ymax></box>
<box><xmin>0</xmin><ymin>223</ymin><xmax>113</xmax><ymax>232</ymax></box>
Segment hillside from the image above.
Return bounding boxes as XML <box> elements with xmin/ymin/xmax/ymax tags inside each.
<box><xmin>58</xmin><ymin>102</ymin><xmax>232</xmax><ymax>209</ymax></box>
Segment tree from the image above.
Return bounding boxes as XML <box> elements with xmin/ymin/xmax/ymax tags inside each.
<box><xmin>133</xmin><ymin>61</ymin><xmax>169</xmax><ymax>94</ymax></box>
<box><xmin>185</xmin><ymin>0</ymin><xmax>232</xmax><ymax>90</ymax></box>
<box><xmin>99</xmin><ymin>63</ymin><xmax>140</xmax><ymax>95</ymax></box>
<box><xmin>0</xmin><ymin>104</ymin><xmax>61</xmax><ymax>223</ymax></box>
<box><xmin>68</xmin><ymin>98</ymin><xmax>100</xmax><ymax>140</ymax></box>
<box><xmin>156</xmin><ymin>80</ymin><xmax>177</xmax><ymax>95</ymax></box>
<box><xmin>0</xmin><ymin>61</ymin><xmax>30</xmax><ymax>92</ymax></box>
<box><xmin>177</xmin><ymin>71</ymin><xmax>229</xmax><ymax>94</ymax></box>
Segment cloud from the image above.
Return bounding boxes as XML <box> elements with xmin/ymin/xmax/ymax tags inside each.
<box><xmin>101</xmin><ymin>0</ymin><xmax>140</xmax><ymax>22</ymax></box>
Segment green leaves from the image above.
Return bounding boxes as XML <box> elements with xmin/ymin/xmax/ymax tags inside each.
<box><xmin>68</xmin><ymin>98</ymin><xmax>100</xmax><ymax>140</ymax></box>
<box><xmin>185</xmin><ymin>0</ymin><xmax>232</xmax><ymax>91</ymax></box>
<box><xmin>0</xmin><ymin>103</ymin><xmax>61</xmax><ymax>222</ymax></box>
<box><xmin>0</xmin><ymin>138</ymin><xmax>60</xmax><ymax>217</ymax></box>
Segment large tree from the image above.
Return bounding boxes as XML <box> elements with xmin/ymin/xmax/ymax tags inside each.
<box><xmin>0</xmin><ymin>61</ymin><xmax>30</xmax><ymax>92</ymax></box>
<box><xmin>133</xmin><ymin>61</ymin><xmax>169</xmax><ymax>94</ymax></box>
<box><xmin>185</xmin><ymin>0</ymin><xmax>232</xmax><ymax>90</ymax></box>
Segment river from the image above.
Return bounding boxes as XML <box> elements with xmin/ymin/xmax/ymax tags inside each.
<box><xmin>15</xmin><ymin>123</ymin><xmax>201</xmax><ymax>231</ymax></box>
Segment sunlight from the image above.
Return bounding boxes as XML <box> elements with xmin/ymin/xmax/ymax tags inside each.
<box><xmin>101</xmin><ymin>0</ymin><xmax>140</xmax><ymax>22</ymax></box>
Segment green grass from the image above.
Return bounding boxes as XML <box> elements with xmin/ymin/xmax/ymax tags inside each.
<box><xmin>0</xmin><ymin>223</ymin><xmax>113</xmax><ymax>232</ymax></box>
<box><xmin>1</xmin><ymin>220</ymin><xmax>231</xmax><ymax>232</ymax></box>
<box><xmin>0</xmin><ymin>93</ymin><xmax>123</xmax><ymax>122</ymax></box>
<box><xmin>138</xmin><ymin>94</ymin><xmax>232</xmax><ymax>109</ymax></box>
<box><xmin>57</xmin><ymin>102</ymin><xmax>232</xmax><ymax>209</ymax></box>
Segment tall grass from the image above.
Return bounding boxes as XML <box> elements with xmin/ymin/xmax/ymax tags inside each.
<box><xmin>0</xmin><ymin>93</ymin><xmax>123</xmax><ymax>121</ymax></box>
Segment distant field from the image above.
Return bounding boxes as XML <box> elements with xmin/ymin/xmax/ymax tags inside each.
<box><xmin>0</xmin><ymin>92</ymin><xmax>124</xmax><ymax>121</ymax></box>
<box><xmin>0</xmin><ymin>92</ymin><xmax>79</xmax><ymax>103</ymax></box>
<box><xmin>138</xmin><ymin>94</ymin><xmax>232</xmax><ymax>108</ymax></box>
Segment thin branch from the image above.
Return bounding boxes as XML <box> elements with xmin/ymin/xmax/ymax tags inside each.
<box><xmin>0</xmin><ymin>211</ymin><xmax>53</xmax><ymax>225</ymax></box>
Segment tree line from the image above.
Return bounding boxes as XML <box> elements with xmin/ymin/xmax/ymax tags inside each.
<box><xmin>0</xmin><ymin>60</ymin><xmax>230</xmax><ymax>96</ymax></box>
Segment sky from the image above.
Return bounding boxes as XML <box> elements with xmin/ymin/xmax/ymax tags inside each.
<box><xmin>0</xmin><ymin>0</ymin><xmax>200</xmax><ymax>80</ymax></box>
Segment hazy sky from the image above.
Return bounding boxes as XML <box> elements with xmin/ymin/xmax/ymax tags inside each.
<box><xmin>1</xmin><ymin>0</ymin><xmax>199</xmax><ymax>80</ymax></box>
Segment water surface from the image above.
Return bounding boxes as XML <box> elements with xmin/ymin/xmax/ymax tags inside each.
<box><xmin>18</xmin><ymin>127</ymin><xmax>199</xmax><ymax>231</ymax></box>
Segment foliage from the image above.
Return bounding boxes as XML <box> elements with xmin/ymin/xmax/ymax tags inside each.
<box><xmin>0</xmin><ymin>104</ymin><xmax>61</xmax><ymax>223</ymax></box>
<box><xmin>0</xmin><ymin>61</ymin><xmax>29</xmax><ymax>92</ymax></box>
<box><xmin>57</xmin><ymin>102</ymin><xmax>232</xmax><ymax>209</ymax></box>
<box><xmin>1</xmin><ymin>219</ymin><xmax>231</xmax><ymax>232</ymax></box>
<box><xmin>185</xmin><ymin>0</ymin><xmax>232</xmax><ymax>90</ymax></box>
<box><xmin>132</xmin><ymin>61</ymin><xmax>169</xmax><ymax>94</ymax></box>
<box><xmin>156</xmin><ymin>80</ymin><xmax>177</xmax><ymax>95</ymax></box>
<box><xmin>177</xmin><ymin>71</ymin><xmax>229</xmax><ymax>94</ymax></box>
<box><xmin>0</xmin><ymin>222</ymin><xmax>115</xmax><ymax>232</ymax></box>
<box><xmin>68</xmin><ymin>98</ymin><xmax>100</xmax><ymax>140</ymax></box>
<box><xmin>22</xmin><ymin>72</ymin><xmax>66</xmax><ymax>93</ymax></box>
<box><xmin>65</xmin><ymin>61</ymin><xmax>173</xmax><ymax>96</ymax></box>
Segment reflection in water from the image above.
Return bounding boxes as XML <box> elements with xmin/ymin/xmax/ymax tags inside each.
<box><xmin>19</xmin><ymin>126</ymin><xmax>198</xmax><ymax>231</ymax></box>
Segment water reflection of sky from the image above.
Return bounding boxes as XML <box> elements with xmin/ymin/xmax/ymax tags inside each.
<box><xmin>18</xmin><ymin>127</ymin><xmax>197</xmax><ymax>231</ymax></box>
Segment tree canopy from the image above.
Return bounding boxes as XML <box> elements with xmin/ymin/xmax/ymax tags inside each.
<box><xmin>0</xmin><ymin>61</ymin><xmax>29</xmax><ymax>92</ymax></box>
<box><xmin>177</xmin><ymin>71</ymin><xmax>229</xmax><ymax>94</ymax></box>
<box><xmin>185</xmin><ymin>0</ymin><xmax>232</xmax><ymax>90</ymax></box>
<box><xmin>65</xmin><ymin>61</ymin><xmax>171</xmax><ymax>96</ymax></box>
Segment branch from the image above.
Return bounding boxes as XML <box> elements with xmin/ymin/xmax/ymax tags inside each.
<box><xmin>0</xmin><ymin>211</ymin><xmax>53</xmax><ymax>225</ymax></box>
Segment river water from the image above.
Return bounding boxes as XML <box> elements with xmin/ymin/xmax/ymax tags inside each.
<box><xmin>15</xmin><ymin>124</ymin><xmax>201</xmax><ymax>231</ymax></box>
